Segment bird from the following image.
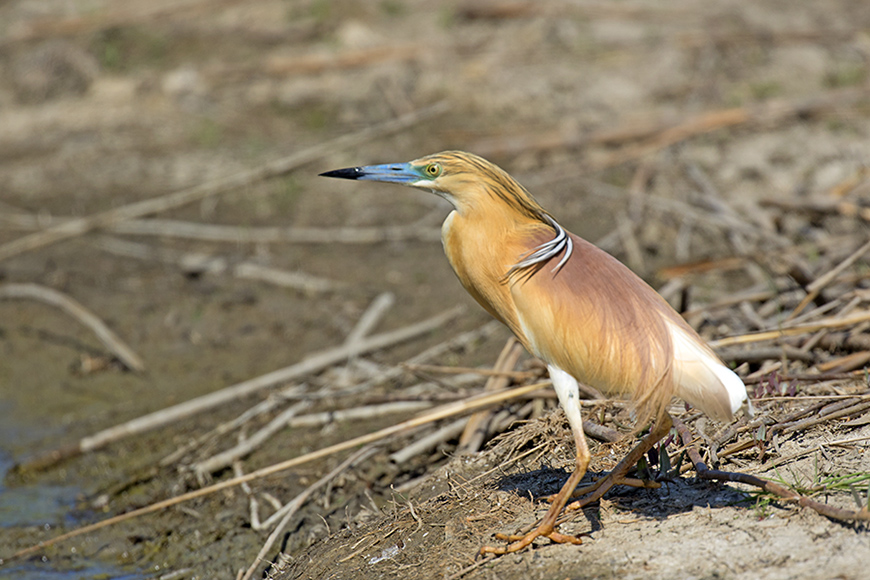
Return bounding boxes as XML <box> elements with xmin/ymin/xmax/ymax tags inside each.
<box><xmin>321</xmin><ymin>150</ymin><xmax>750</xmax><ymax>554</ymax></box>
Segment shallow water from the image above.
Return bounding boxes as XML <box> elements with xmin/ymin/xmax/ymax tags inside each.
<box><xmin>0</xmin><ymin>561</ymin><xmax>145</xmax><ymax>580</ymax></box>
<box><xmin>0</xmin><ymin>403</ymin><xmax>147</xmax><ymax>580</ymax></box>
<box><xmin>0</xmin><ymin>454</ymin><xmax>79</xmax><ymax>529</ymax></box>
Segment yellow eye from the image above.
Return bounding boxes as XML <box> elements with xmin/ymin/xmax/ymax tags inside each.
<box><xmin>425</xmin><ymin>163</ymin><xmax>442</xmax><ymax>178</ymax></box>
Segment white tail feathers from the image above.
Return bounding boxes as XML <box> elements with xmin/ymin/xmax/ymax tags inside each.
<box><xmin>666</xmin><ymin>320</ymin><xmax>750</xmax><ymax>421</ymax></box>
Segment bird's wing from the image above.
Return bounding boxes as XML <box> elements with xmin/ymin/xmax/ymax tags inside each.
<box><xmin>665</xmin><ymin>318</ymin><xmax>747</xmax><ymax>421</ymax></box>
<box><xmin>509</xmin><ymin>231</ymin><xmax>743</xmax><ymax>421</ymax></box>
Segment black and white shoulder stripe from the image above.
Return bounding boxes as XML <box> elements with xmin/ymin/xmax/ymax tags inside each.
<box><xmin>506</xmin><ymin>215</ymin><xmax>574</xmax><ymax>279</ymax></box>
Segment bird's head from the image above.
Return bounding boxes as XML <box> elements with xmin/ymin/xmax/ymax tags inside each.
<box><xmin>320</xmin><ymin>150</ymin><xmax>548</xmax><ymax>222</ymax></box>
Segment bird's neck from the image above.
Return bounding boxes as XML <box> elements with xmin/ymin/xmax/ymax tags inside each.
<box><xmin>447</xmin><ymin>177</ymin><xmax>549</xmax><ymax>228</ymax></box>
<box><xmin>438</xmin><ymin>176</ymin><xmax>556</xmax><ymax>341</ymax></box>
<box><xmin>447</xmin><ymin>200</ymin><xmax>552</xmax><ymax>254</ymax></box>
<box><xmin>441</xmin><ymin>203</ymin><xmax>553</xmax><ymax>337</ymax></box>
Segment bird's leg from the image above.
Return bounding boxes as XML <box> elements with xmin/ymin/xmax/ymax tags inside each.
<box><xmin>480</xmin><ymin>366</ymin><xmax>591</xmax><ymax>554</ymax></box>
<box><xmin>562</xmin><ymin>412</ymin><xmax>673</xmax><ymax>513</ymax></box>
<box><xmin>480</xmin><ymin>428</ymin><xmax>590</xmax><ymax>554</ymax></box>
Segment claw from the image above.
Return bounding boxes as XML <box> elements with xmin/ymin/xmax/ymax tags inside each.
<box><xmin>480</xmin><ymin>415</ymin><xmax>675</xmax><ymax>556</ymax></box>
<box><xmin>481</xmin><ymin>525</ymin><xmax>584</xmax><ymax>555</ymax></box>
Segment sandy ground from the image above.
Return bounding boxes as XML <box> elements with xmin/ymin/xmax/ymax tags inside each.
<box><xmin>279</xmin><ymin>431</ymin><xmax>870</xmax><ymax>580</ymax></box>
<box><xmin>1</xmin><ymin>1</ymin><xmax>870</xmax><ymax>579</ymax></box>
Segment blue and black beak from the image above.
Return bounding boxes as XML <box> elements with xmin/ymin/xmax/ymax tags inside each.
<box><xmin>320</xmin><ymin>162</ymin><xmax>422</xmax><ymax>185</ymax></box>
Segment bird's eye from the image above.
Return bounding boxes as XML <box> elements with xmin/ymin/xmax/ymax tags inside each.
<box><xmin>425</xmin><ymin>163</ymin><xmax>442</xmax><ymax>178</ymax></box>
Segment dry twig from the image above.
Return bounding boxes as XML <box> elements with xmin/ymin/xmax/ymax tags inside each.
<box><xmin>673</xmin><ymin>417</ymin><xmax>870</xmax><ymax>523</ymax></box>
<box><xmin>474</xmin><ymin>86</ymin><xmax>870</xmax><ymax>168</ymax></box>
<box><xmin>345</xmin><ymin>292</ymin><xmax>396</xmax><ymax>347</ymax></box>
<box><xmin>2</xmin><ymin>380</ymin><xmax>551</xmax><ymax>563</ymax></box>
<box><xmin>710</xmin><ymin>310</ymin><xmax>870</xmax><ymax>348</ymax></box>
<box><xmin>787</xmin><ymin>238</ymin><xmax>870</xmax><ymax>320</ymax></box>
<box><xmin>92</xmin><ymin>236</ymin><xmax>342</xmax><ymax>294</ymax></box>
<box><xmin>14</xmin><ymin>306</ymin><xmax>462</xmax><ymax>473</ymax></box>
<box><xmin>0</xmin><ymin>283</ymin><xmax>144</xmax><ymax>372</ymax></box>
<box><xmin>389</xmin><ymin>418</ymin><xmax>470</xmax><ymax>465</ymax></box>
<box><xmin>402</xmin><ymin>363</ymin><xmax>536</xmax><ymax>381</ymax></box>
<box><xmin>160</xmin><ymin>387</ymin><xmax>306</xmax><ymax>468</ymax></box>
<box><xmin>1</xmin><ymin>0</ymin><xmax>247</xmax><ymax>46</ymax></box>
<box><xmin>110</xmin><ymin>219</ymin><xmax>443</xmax><ymax>244</ymax></box>
<box><xmin>192</xmin><ymin>400</ymin><xmax>313</xmax><ymax>477</ymax></box>
<box><xmin>458</xmin><ymin>338</ymin><xmax>524</xmax><ymax>453</ymax></box>
<box><xmin>264</xmin><ymin>44</ymin><xmax>422</xmax><ymax>76</ymax></box>
<box><xmin>3</xmin><ymin>215</ymin><xmax>443</xmax><ymax>245</ymax></box>
<box><xmin>233</xmin><ymin>262</ymin><xmax>341</xmax><ymax>294</ymax></box>
<box><xmin>0</xmin><ymin>101</ymin><xmax>448</xmax><ymax>263</ymax></box>
<box><xmin>240</xmin><ymin>445</ymin><xmax>380</xmax><ymax>580</ymax></box>
<box><xmin>193</xmin><ymin>401</ymin><xmax>434</xmax><ymax>476</ymax></box>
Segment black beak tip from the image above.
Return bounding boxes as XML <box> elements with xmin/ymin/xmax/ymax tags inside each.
<box><xmin>319</xmin><ymin>167</ymin><xmax>363</xmax><ymax>180</ymax></box>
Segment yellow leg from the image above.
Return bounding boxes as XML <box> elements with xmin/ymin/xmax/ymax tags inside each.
<box><xmin>563</xmin><ymin>412</ymin><xmax>673</xmax><ymax>514</ymax></box>
<box><xmin>480</xmin><ymin>412</ymin><xmax>673</xmax><ymax>554</ymax></box>
<box><xmin>480</xmin><ymin>426</ymin><xmax>590</xmax><ymax>554</ymax></box>
<box><xmin>481</xmin><ymin>365</ymin><xmax>592</xmax><ymax>554</ymax></box>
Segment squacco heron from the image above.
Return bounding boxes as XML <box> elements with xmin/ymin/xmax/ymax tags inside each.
<box><xmin>321</xmin><ymin>151</ymin><xmax>750</xmax><ymax>554</ymax></box>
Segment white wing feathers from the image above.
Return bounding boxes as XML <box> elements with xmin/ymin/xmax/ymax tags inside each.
<box><xmin>666</xmin><ymin>319</ymin><xmax>751</xmax><ymax>421</ymax></box>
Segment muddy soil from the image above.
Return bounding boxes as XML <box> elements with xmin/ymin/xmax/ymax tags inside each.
<box><xmin>1</xmin><ymin>1</ymin><xmax>870</xmax><ymax>579</ymax></box>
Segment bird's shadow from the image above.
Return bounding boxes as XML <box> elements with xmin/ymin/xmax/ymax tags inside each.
<box><xmin>495</xmin><ymin>465</ymin><xmax>753</xmax><ymax>528</ymax></box>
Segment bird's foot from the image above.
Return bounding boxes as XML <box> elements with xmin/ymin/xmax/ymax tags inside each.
<box><xmin>478</xmin><ymin>473</ymin><xmax>654</xmax><ymax>555</ymax></box>
<box><xmin>480</xmin><ymin>524</ymin><xmax>583</xmax><ymax>555</ymax></box>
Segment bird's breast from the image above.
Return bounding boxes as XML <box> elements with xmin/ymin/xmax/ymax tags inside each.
<box><xmin>440</xmin><ymin>212</ymin><xmax>541</xmax><ymax>343</ymax></box>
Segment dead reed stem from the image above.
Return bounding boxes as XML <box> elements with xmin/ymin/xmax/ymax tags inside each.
<box><xmin>239</xmin><ymin>445</ymin><xmax>380</xmax><ymax>580</ymax></box>
<box><xmin>0</xmin><ymin>101</ymin><xmax>448</xmax><ymax>263</ymax></box>
<box><xmin>2</xmin><ymin>380</ymin><xmax>550</xmax><ymax>564</ymax></box>
<box><xmin>673</xmin><ymin>417</ymin><xmax>870</xmax><ymax>523</ymax></box>
<box><xmin>0</xmin><ymin>283</ymin><xmax>145</xmax><ymax>372</ymax></box>
<box><xmin>14</xmin><ymin>306</ymin><xmax>462</xmax><ymax>473</ymax></box>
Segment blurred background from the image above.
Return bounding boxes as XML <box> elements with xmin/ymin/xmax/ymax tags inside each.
<box><xmin>1</xmin><ymin>0</ymin><xmax>869</xmax><ymax>578</ymax></box>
